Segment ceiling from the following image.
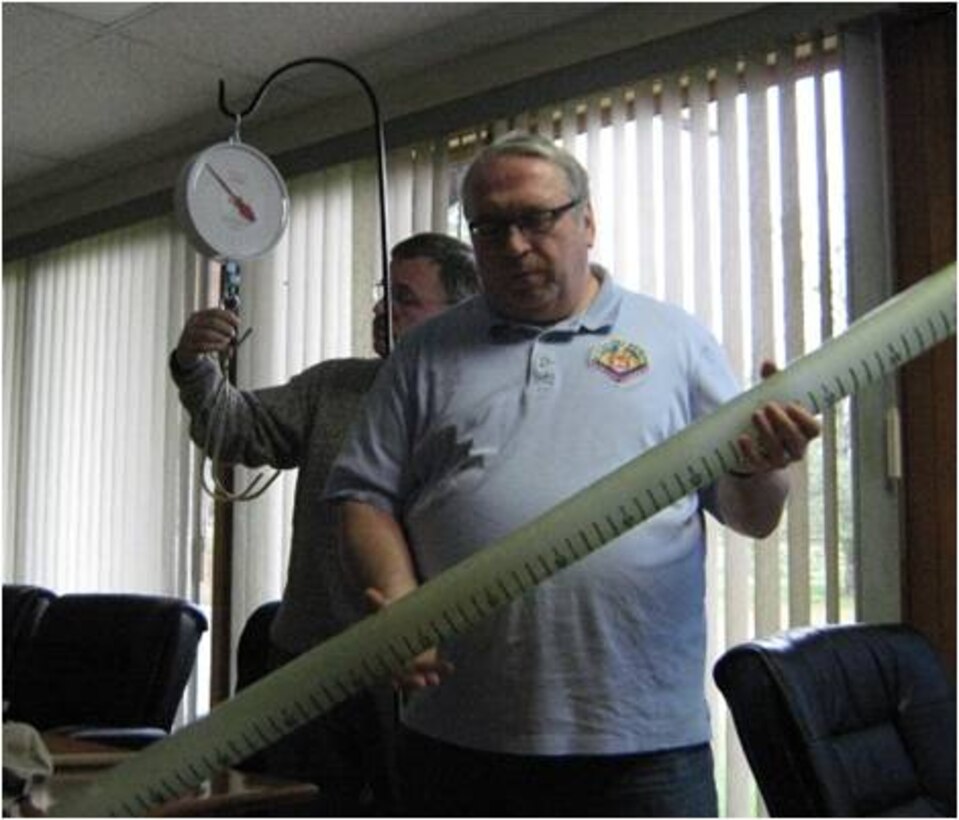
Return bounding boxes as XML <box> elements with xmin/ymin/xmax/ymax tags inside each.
<box><xmin>3</xmin><ymin>2</ymin><xmax>612</xmax><ymax>205</ymax></box>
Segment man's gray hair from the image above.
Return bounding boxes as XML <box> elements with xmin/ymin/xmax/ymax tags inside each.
<box><xmin>461</xmin><ymin>131</ymin><xmax>591</xmax><ymax>218</ymax></box>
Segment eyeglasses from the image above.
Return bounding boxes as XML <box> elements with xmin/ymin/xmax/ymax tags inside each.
<box><xmin>467</xmin><ymin>199</ymin><xmax>581</xmax><ymax>242</ymax></box>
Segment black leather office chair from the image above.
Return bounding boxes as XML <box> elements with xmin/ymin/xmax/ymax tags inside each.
<box><xmin>714</xmin><ymin>623</ymin><xmax>956</xmax><ymax>816</ymax></box>
<box><xmin>233</xmin><ymin>600</ymin><xmax>390</xmax><ymax>814</ymax></box>
<box><xmin>236</xmin><ymin>599</ymin><xmax>282</xmax><ymax>692</ymax></box>
<box><xmin>233</xmin><ymin>600</ymin><xmax>282</xmax><ymax>774</ymax></box>
<box><xmin>6</xmin><ymin>592</ymin><xmax>208</xmax><ymax>747</ymax></box>
<box><xmin>3</xmin><ymin>584</ymin><xmax>56</xmax><ymax>704</ymax></box>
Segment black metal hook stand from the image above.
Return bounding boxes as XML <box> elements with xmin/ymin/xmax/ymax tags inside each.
<box><xmin>218</xmin><ymin>57</ymin><xmax>393</xmax><ymax>353</ymax></box>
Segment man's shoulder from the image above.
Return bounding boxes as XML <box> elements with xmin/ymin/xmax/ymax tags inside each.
<box><xmin>398</xmin><ymin>296</ymin><xmax>487</xmax><ymax>349</ymax></box>
<box><xmin>298</xmin><ymin>357</ymin><xmax>382</xmax><ymax>388</ymax></box>
<box><xmin>616</xmin><ymin>287</ymin><xmax>711</xmax><ymax>333</ymax></box>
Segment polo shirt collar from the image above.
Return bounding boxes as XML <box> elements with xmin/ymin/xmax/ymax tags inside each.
<box><xmin>487</xmin><ymin>265</ymin><xmax>619</xmax><ymax>342</ymax></box>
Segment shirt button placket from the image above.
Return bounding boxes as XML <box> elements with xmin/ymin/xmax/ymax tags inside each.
<box><xmin>530</xmin><ymin>345</ymin><xmax>556</xmax><ymax>390</ymax></box>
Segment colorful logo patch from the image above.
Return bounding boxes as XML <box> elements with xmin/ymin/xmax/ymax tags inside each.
<box><xmin>590</xmin><ymin>338</ymin><xmax>649</xmax><ymax>384</ymax></box>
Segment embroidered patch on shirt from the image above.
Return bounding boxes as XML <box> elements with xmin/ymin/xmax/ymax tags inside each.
<box><xmin>589</xmin><ymin>337</ymin><xmax>649</xmax><ymax>384</ymax></box>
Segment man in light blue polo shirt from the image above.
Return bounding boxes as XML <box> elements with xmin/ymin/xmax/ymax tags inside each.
<box><xmin>325</xmin><ymin>133</ymin><xmax>821</xmax><ymax>816</ymax></box>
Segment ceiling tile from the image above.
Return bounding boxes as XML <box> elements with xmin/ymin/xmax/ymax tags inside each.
<box><xmin>2</xmin><ymin>3</ymin><xmax>98</xmax><ymax>77</ymax></box>
<box><xmin>4</xmin><ymin>33</ymin><xmax>219</xmax><ymax>158</ymax></box>
<box><xmin>37</xmin><ymin>2</ymin><xmax>154</xmax><ymax>27</ymax></box>
<box><xmin>123</xmin><ymin>3</ymin><xmax>490</xmax><ymax>75</ymax></box>
<box><xmin>2</xmin><ymin>145</ymin><xmax>64</xmax><ymax>182</ymax></box>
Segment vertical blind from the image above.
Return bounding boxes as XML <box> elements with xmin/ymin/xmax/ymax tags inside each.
<box><xmin>3</xmin><ymin>219</ymin><xmax>200</xmax><ymax>595</ymax></box>
<box><xmin>2</xmin><ymin>218</ymin><xmax>209</xmax><ymax>720</ymax></box>
<box><xmin>4</xmin><ymin>31</ymin><xmax>853</xmax><ymax>817</ymax></box>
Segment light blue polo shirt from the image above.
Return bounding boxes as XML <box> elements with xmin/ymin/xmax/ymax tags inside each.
<box><xmin>326</xmin><ymin>269</ymin><xmax>740</xmax><ymax>756</ymax></box>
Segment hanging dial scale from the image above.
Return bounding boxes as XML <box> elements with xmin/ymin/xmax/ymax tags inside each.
<box><xmin>175</xmin><ymin>138</ymin><xmax>289</xmax><ymax>261</ymax></box>
<box><xmin>173</xmin><ymin>128</ymin><xmax>290</xmax><ymax>501</ymax></box>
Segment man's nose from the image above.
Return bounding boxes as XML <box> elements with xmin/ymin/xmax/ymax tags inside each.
<box><xmin>502</xmin><ymin>224</ymin><xmax>532</xmax><ymax>256</ymax></box>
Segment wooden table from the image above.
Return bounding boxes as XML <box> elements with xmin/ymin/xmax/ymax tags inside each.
<box><xmin>24</xmin><ymin>733</ymin><xmax>319</xmax><ymax>817</ymax></box>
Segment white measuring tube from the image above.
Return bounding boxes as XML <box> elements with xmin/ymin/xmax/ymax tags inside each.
<box><xmin>56</xmin><ymin>263</ymin><xmax>956</xmax><ymax>817</ymax></box>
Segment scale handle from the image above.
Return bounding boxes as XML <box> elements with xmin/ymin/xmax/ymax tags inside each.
<box><xmin>221</xmin><ymin>260</ymin><xmax>241</xmax><ymax>312</ymax></box>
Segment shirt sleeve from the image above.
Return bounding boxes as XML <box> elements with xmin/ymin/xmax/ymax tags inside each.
<box><xmin>323</xmin><ymin>349</ymin><xmax>414</xmax><ymax>516</ymax></box>
<box><xmin>690</xmin><ymin>327</ymin><xmax>741</xmax><ymax>419</ymax></box>
<box><xmin>169</xmin><ymin>352</ymin><xmax>315</xmax><ymax>469</ymax></box>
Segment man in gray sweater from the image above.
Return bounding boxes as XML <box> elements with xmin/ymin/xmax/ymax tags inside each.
<box><xmin>170</xmin><ymin>232</ymin><xmax>479</xmax><ymax>814</ymax></box>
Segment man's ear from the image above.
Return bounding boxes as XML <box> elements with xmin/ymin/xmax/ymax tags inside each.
<box><xmin>583</xmin><ymin>201</ymin><xmax>596</xmax><ymax>248</ymax></box>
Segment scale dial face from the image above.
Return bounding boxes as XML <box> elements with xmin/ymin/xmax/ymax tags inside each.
<box><xmin>176</xmin><ymin>141</ymin><xmax>289</xmax><ymax>260</ymax></box>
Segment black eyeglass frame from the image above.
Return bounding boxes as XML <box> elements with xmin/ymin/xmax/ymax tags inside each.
<box><xmin>467</xmin><ymin>198</ymin><xmax>583</xmax><ymax>241</ymax></box>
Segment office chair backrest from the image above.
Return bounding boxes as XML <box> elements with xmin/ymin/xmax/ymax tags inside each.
<box><xmin>714</xmin><ymin>623</ymin><xmax>956</xmax><ymax>817</ymax></box>
<box><xmin>233</xmin><ymin>600</ymin><xmax>282</xmax><ymax>774</ymax></box>
<box><xmin>3</xmin><ymin>584</ymin><xmax>56</xmax><ymax>702</ymax></box>
<box><xmin>7</xmin><ymin>592</ymin><xmax>208</xmax><ymax>732</ymax></box>
<box><xmin>236</xmin><ymin>600</ymin><xmax>282</xmax><ymax>692</ymax></box>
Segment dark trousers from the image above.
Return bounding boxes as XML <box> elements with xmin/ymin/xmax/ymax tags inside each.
<box><xmin>260</xmin><ymin>643</ymin><xmax>397</xmax><ymax>816</ymax></box>
<box><xmin>396</xmin><ymin>726</ymin><xmax>719</xmax><ymax>817</ymax></box>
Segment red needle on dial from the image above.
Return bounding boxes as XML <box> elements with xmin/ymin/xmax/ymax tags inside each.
<box><xmin>205</xmin><ymin>165</ymin><xmax>257</xmax><ymax>223</ymax></box>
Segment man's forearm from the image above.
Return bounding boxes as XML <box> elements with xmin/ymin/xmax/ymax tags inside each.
<box><xmin>716</xmin><ymin>469</ymin><xmax>790</xmax><ymax>539</ymax></box>
<box><xmin>716</xmin><ymin>393</ymin><xmax>819</xmax><ymax>539</ymax></box>
<box><xmin>339</xmin><ymin>500</ymin><xmax>419</xmax><ymax>601</ymax></box>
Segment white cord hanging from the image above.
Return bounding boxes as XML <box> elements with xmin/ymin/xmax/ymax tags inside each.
<box><xmin>200</xmin><ymin>328</ymin><xmax>283</xmax><ymax>503</ymax></box>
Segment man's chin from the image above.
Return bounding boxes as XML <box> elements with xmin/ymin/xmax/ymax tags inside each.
<box><xmin>496</xmin><ymin>300</ymin><xmax>562</xmax><ymax>324</ymax></box>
